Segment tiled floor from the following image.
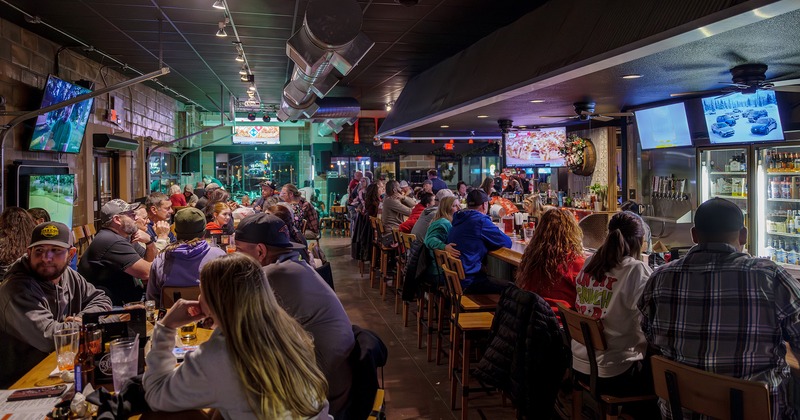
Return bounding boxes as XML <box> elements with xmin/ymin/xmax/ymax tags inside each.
<box><xmin>322</xmin><ymin>235</ymin><xmax>518</xmax><ymax>420</ymax></box>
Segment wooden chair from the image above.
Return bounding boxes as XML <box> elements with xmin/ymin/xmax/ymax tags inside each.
<box><xmin>555</xmin><ymin>302</ymin><xmax>656</xmax><ymax>420</ymax></box>
<box><xmin>442</xmin><ymin>265</ymin><xmax>494</xmax><ymax>419</ymax></box>
<box><xmin>374</xmin><ymin>221</ymin><xmax>396</xmax><ymax>300</ymax></box>
<box><xmin>83</xmin><ymin>224</ymin><xmax>97</xmax><ymax>244</ymax></box>
<box><xmin>395</xmin><ymin>231</ymin><xmax>416</xmax><ymax>326</ymax></box>
<box><xmin>301</xmin><ymin>219</ymin><xmax>321</xmax><ymax>249</ymax></box>
<box><xmin>650</xmin><ymin>355</ymin><xmax>771</xmax><ymax>420</ymax></box>
<box><xmin>72</xmin><ymin>226</ymin><xmax>87</xmax><ymax>259</ymax></box>
<box><xmin>161</xmin><ymin>286</ymin><xmax>201</xmax><ymax>309</ymax></box>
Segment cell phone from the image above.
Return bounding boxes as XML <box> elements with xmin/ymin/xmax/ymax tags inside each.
<box><xmin>7</xmin><ymin>385</ymin><xmax>68</xmax><ymax>401</ymax></box>
<box><xmin>172</xmin><ymin>345</ymin><xmax>199</xmax><ymax>360</ymax></box>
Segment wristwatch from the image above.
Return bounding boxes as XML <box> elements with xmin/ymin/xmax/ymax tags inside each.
<box><xmin>145</xmin><ymin>235</ymin><xmax>156</xmax><ymax>245</ymax></box>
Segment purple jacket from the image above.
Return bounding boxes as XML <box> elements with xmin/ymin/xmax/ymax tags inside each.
<box><xmin>146</xmin><ymin>241</ymin><xmax>226</xmax><ymax>305</ymax></box>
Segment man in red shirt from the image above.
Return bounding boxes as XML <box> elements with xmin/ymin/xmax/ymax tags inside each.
<box><xmin>348</xmin><ymin>171</ymin><xmax>363</xmax><ymax>197</ymax></box>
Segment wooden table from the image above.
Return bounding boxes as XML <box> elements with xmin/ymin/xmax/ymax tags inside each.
<box><xmin>11</xmin><ymin>328</ymin><xmax>215</xmax><ymax>419</ymax></box>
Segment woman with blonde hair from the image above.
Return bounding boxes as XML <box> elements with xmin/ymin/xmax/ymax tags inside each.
<box><xmin>144</xmin><ymin>253</ymin><xmax>330</xmax><ymax>419</ymax></box>
<box><xmin>424</xmin><ymin>195</ymin><xmax>461</xmax><ymax>276</ymax></box>
<box><xmin>515</xmin><ymin>208</ymin><xmax>585</xmax><ymax>310</ymax></box>
<box><xmin>168</xmin><ymin>184</ymin><xmax>187</xmax><ymax>207</ymax></box>
<box><xmin>0</xmin><ymin>207</ymin><xmax>37</xmax><ymax>279</ymax></box>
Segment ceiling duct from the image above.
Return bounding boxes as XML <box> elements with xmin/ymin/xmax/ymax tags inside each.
<box><xmin>93</xmin><ymin>133</ymin><xmax>139</xmax><ymax>151</ymax></box>
<box><xmin>312</xmin><ymin>97</ymin><xmax>360</xmax><ymax>136</ymax></box>
<box><xmin>278</xmin><ymin>0</ymin><xmax>374</xmax><ymax>122</ymax></box>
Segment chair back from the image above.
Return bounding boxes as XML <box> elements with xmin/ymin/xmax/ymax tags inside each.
<box><xmin>73</xmin><ymin>226</ymin><xmax>87</xmax><ymax>257</ymax></box>
<box><xmin>83</xmin><ymin>224</ymin><xmax>97</xmax><ymax>244</ymax></box>
<box><xmin>161</xmin><ymin>286</ymin><xmax>201</xmax><ymax>309</ymax></box>
<box><xmin>369</xmin><ymin>217</ymin><xmax>380</xmax><ymax>244</ymax></box>
<box><xmin>554</xmin><ymin>301</ymin><xmax>607</xmax><ymax>351</ymax></box>
<box><xmin>401</xmin><ymin>233</ymin><xmax>416</xmax><ymax>251</ymax></box>
<box><xmin>445</xmin><ymin>253</ymin><xmax>466</xmax><ymax>281</ymax></box>
<box><xmin>441</xmin><ymin>265</ymin><xmax>464</xmax><ymax>298</ymax></box>
<box><xmin>392</xmin><ymin>228</ymin><xmax>402</xmax><ymax>252</ymax></box>
<box><xmin>650</xmin><ymin>356</ymin><xmax>771</xmax><ymax>420</ymax></box>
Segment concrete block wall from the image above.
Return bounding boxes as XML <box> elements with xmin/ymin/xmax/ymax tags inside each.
<box><xmin>399</xmin><ymin>155</ymin><xmax>436</xmax><ymax>171</ymax></box>
<box><xmin>0</xmin><ymin>17</ymin><xmax>179</xmax><ymax>225</ymax></box>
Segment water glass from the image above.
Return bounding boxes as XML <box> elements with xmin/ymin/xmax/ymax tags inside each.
<box><xmin>53</xmin><ymin>326</ymin><xmax>79</xmax><ymax>372</ymax></box>
<box><xmin>524</xmin><ymin>227</ymin><xmax>535</xmax><ymax>243</ymax></box>
<box><xmin>180</xmin><ymin>323</ymin><xmax>197</xmax><ymax>344</ymax></box>
<box><xmin>144</xmin><ymin>300</ymin><xmax>157</xmax><ymax>324</ymax></box>
<box><xmin>110</xmin><ymin>337</ymin><xmax>139</xmax><ymax>393</ymax></box>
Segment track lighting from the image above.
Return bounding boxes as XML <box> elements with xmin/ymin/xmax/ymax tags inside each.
<box><xmin>247</xmin><ymin>90</ymin><xmax>255</xmax><ymax>98</ymax></box>
<box><xmin>239</xmin><ymin>65</ymin><xmax>247</xmax><ymax>75</ymax></box>
<box><xmin>263</xmin><ymin>114</ymin><xmax>271</xmax><ymax>122</ymax></box>
<box><xmin>212</xmin><ymin>0</ymin><xmax>225</xmax><ymax>9</ymax></box>
<box><xmin>248</xmin><ymin>83</ymin><xmax>256</xmax><ymax>91</ymax></box>
<box><xmin>247</xmin><ymin>113</ymin><xmax>256</xmax><ymax>121</ymax></box>
<box><xmin>216</xmin><ymin>21</ymin><xmax>227</xmax><ymax>37</ymax></box>
<box><xmin>235</xmin><ymin>52</ymin><xmax>244</xmax><ymax>62</ymax></box>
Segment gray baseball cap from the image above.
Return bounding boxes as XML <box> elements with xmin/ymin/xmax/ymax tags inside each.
<box><xmin>100</xmin><ymin>199</ymin><xmax>141</xmax><ymax>225</ymax></box>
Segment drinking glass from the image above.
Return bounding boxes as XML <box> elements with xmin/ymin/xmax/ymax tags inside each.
<box><xmin>110</xmin><ymin>337</ymin><xmax>139</xmax><ymax>393</ymax></box>
<box><xmin>524</xmin><ymin>227</ymin><xmax>535</xmax><ymax>243</ymax></box>
<box><xmin>502</xmin><ymin>216</ymin><xmax>514</xmax><ymax>234</ymax></box>
<box><xmin>180</xmin><ymin>323</ymin><xmax>197</xmax><ymax>344</ymax></box>
<box><xmin>88</xmin><ymin>328</ymin><xmax>103</xmax><ymax>355</ymax></box>
<box><xmin>144</xmin><ymin>300</ymin><xmax>157</xmax><ymax>324</ymax></box>
<box><xmin>53</xmin><ymin>326</ymin><xmax>79</xmax><ymax>372</ymax></box>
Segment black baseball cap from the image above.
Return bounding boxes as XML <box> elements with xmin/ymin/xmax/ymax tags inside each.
<box><xmin>174</xmin><ymin>207</ymin><xmax>207</xmax><ymax>241</ymax></box>
<box><xmin>466</xmin><ymin>189</ymin><xmax>489</xmax><ymax>207</ymax></box>
<box><xmin>29</xmin><ymin>222</ymin><xmax>73</xmax><ymax>249</ymax></box>
<box><xmin>235</xmin><ymin>213</ymin><xmax>305</xmax><ymax>249</ymax></box>
<box><xmin>694</xmin><ymin>197</ymin><xmax>744</xmax><ymax>234</ymax></box>
<box><xmin>260</xmin><ymin>180</ymin><xmax>276</xmax><ymax>190</ymax></box>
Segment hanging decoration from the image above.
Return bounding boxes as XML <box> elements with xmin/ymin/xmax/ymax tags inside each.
<box><xmin>558</xmin><ymin>133</ymin><xmax>596</xmax><ymax>176</ymax></box>
<box><xmin>353</xmin><ymin>119</ymin><xmax>360</xmax><ymax>144</ymax></box>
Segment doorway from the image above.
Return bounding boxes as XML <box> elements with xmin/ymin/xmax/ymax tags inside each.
<box><xmin>94</xmin><ymin>151</ymin><xmax>119</xmax><ymax>225</ymax></box>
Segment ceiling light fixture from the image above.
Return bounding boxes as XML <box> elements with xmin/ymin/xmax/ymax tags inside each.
<box><xmin>240</xmin><ymin>74</ymin><xmax>248</xmax><ymax>82</ymax></box>
<box><xmin>248</xmin><ymin>83</ymin><xmax>256</xmax><ymax>91</ymax></box>
<box><xmin>385</xmin><ymin>101</ymin><xmax>394</xmax><ymax>111</ymax></box>
<box><xmin>530</xmin><ymin>99</ymin><xmax>545</xmax><ymax>103</ymax></box>
<box><xmin>212</xmin><ymin>0</ymin><xmax>225</xmax><ymax>9</ymax></box>
<box><xmin>235</xmin><ymin>52</ymin><xmax>244</xmax><ymax>62</ymax></box>
<box><xmin>239</xmin><ymin>65</ymin><xmax>247</xmax><ymax>75</ymax></box>
<box><xmin>216</xmin><ymin>21</ymin><xmax>227</xmax><ymax>37</ymax></box>
<box><xmin>247</xmin><ymin>113</ymin><xmax>256</xmax><ymax>121</ymax></box>
<box><xmin>621</xmin><ymin>74</ymin><xmax>643</xmax><ymax>79</ymax></box>
<box><xmin>262</xmin><ymin>114</ymin><xmax>271</xmax><ymax>122</ymax></box>
<box><xmin>477</xmin><ymin>115</ymin><xmax>488</xmax><ymax>118</ymax></box>
<box><xmin>440</xmin><ymin>125</ymin><xmax>449</xmax><ymax>128</ymax></box>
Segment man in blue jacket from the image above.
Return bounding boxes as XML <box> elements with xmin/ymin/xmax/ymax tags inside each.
<box><xmin>427</xmin><ymin>169</ymin><xmax>448</xmax><ymax>194</ymax></box>
<box><xmin>447</xmin><ymin>189</ymin><xmax>512</xmax><ymax>294</ymax></box>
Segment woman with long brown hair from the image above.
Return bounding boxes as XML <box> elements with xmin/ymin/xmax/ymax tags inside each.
<box><xmin>515</xmin><ymin>208</ymin><xmax>584</xmax><ymax>309</ymax></box>
<box><xmin>0</xmin><ymin>207</ymin><xmax>37</xmax><ymax>279</ymax></box>
<box><xmin>570</xmin><ymin>211</ymin><xmax>652</xmax><ymax>399</ymax></box>
<box><xmin>144</xmin><ymin>253</ymin><xmax>330</xmax><ymax>419</ymax></box>
<box><xmin>480</xmin><ymin>177</ymin><xmax>495</xmax><ymax>196</ymax></box>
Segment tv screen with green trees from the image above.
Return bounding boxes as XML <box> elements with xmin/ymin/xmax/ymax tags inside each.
<box><xmin>28</xmin><ymin>174</ymin><xmax>75</xmax><ymax>229</ymax></box>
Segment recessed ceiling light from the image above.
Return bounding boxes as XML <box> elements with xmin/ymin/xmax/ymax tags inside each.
<box><xmin>529</xmin><ymin>99</ymin><xmax>545</xmax><ymax>103</ymax></box>
<box><xmin>477</xmin><ymin>115</ymin><xmax>489</xmax><ymax>118</ymax></box>
<box><xmin>622</xmin><ymin>74</ymin><xmax>643</xmax><ymax>79</ymax></box>
<box><xmin>518</xmin><ymin>125</ymin><xmax>527</xmax><ymax>128</ymax></box>
<box><xmin>440</xmin><ymin>125</ymin><xmax>450</xmax><ymax>128</ymax></box>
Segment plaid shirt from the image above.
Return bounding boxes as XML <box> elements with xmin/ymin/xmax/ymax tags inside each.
<box><xmin>638</xmin><ymin>243</ymin><xmax>800</xmax><ymax>420</ymax></box>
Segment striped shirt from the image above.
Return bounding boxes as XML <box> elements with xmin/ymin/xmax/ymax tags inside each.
<box><xmin>638</xmin><ymin>243</ymin><xmax>800</xmax><ymax>420</ymax></box>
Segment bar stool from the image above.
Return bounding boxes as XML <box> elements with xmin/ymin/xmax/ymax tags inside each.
<box><xmin>442</xmin><ymin>266</ymin><xmax>494</xmax><ymax>419</ymax></box>
<box><xmin>368</xmin><ymin>217</ymin><xmax>381</xmax><ymax>289</ymax></box>
<box><xmin>374</xmin><ymin>222</ymin><xmax>396</xmax><ymax>300</ymax></box>
<box><xmin>395</xmin><ymin>232</ymin><xmax>416</xmax><ymax>326</ymax></box>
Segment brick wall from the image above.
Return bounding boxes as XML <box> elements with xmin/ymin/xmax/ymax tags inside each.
<box><xmin>0</xmin><ymin>17</ymin><xmax>178</xmax><ymax>225</ymax></box>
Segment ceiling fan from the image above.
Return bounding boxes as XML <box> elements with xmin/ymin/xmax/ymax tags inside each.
<box><xmin>671</xmin><ymin>63</ymin><xmax>800</xmax><ymax>97</ymax></box>
<box><xmin>539</xmin><ymin>102</ymin><xmax>633</xmax><ymax>122</ymax></box>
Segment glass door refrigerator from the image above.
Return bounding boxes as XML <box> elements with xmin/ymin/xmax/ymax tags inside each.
<box><xmin>697</xmin><ymin>146</ymin><xmax>752</xmax><ymax>251</ymax></box>
<box><xmin>753</xmin><ymin>144</ymin><xmax>800</xmax><ymax>276</ymax></box>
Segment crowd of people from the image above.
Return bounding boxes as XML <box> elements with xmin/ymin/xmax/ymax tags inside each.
<box><xmin>347</xmin><ymin>164</ymin><xmax>800</xmax><ymax>420</ymax></box>
<box><xmin>0</xmin><ymin>178</ymin><xmax>360</xmax><ymax>419</ymax></box>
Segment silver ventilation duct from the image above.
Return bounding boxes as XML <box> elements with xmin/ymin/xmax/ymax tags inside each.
<box><xmin>278</xmin><ymin>0</ymin><xmax>374</xmax><ymax>122</ymax></box>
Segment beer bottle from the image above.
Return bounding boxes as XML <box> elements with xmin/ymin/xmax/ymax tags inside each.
<box><xmin>74</xmin><ymin>325</ymin><xmax>95</xmax><ymax>393</ymax></box>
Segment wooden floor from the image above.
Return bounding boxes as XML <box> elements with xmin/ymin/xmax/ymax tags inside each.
<box><xmin>323</xmin><ymin>235</ymin><xmax>518</xmax><ymax>420</ymax></box>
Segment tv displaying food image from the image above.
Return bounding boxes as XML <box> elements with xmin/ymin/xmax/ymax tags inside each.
<box><xmin>29</xmin><ymin>75</ymin><xmax>94</xmax><ymax>154</ymax></box>
<box><xmin>232</xmin><ymin>125</ymin><xmax>280</xmax><ymax>145</ymax></box>
<box><xmin>702</xmin><ymin>90</ymin><xmax>784</xmax><ymax>144</ymax></box>
<box><xmin>634</xmin><ymin>102</ymin><xmax>693</xmax><ymax>150</ymax></box>
<box><xmin>505</xmin><ymin>127</ymin><xmax>567</xmax><ymax>167</ymax></box>
<box><xmin>28</xmin><ymin>174</ymin><xmax>75</xmax><ymax>229</ymax></box>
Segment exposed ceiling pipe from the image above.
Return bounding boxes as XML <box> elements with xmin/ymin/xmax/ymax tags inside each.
<box><xmin>0</xmin><ymin>67</ymin><xmax>169</xmax><ymax>212</ymax></box>
<box><xmin>278</xmin><ymin>0</ymin><xmax>374</xmax><ymax>122</ymax></box>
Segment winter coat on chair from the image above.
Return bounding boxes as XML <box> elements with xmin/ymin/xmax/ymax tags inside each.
<box><xmin>473</xmin><ymin>284</ymin><xmax>568</xmax><ymax>419</ymax></box>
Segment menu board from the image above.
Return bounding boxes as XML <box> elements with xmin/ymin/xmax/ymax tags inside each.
<box><xmin>635</xmin><ymin>102</ymin><xmax>693</xmax><ymax>149</ymax></box>
<box><xmin>505</xmin><ymin>127</ymin><xmax>567</xmax><ymax>167</ymax></box>
<box><xmin>232</xmin><ymin>126</ymin><xmax>280</xmax><ymax>144</ymax></box>
<box><xmin>702</xmin><ymin>90</ymin><xmax>784</xmax><ymax>144</ymax></box>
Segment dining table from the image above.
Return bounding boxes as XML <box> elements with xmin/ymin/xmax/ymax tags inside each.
<box><xmin>11</xmin><ymin>327</ymin><xmax>215</xmax><ymax>419</ymax></box>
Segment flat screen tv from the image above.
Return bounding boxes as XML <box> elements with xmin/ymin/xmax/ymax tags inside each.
<box><xmin>702</xmin><ymin>90</ymin><xmax>784</xmax><ymax>144</ymax></box>
<box><xmin>29</xmin><ymin>75</ymin><xmax>94</xmax><ymax>154</ymax></box>
<box><xmin>634</xmin><ymin>102</ymin><xmax>693</xmax><ymax>150</ymax></box>
<box><xmin>505</xmin><ymin>127</ymin><xmax>567</xmax><ymax>167</ymax></box>
<box><xmin>232</xmin><ymin>125</ymin><xmax>280</xmax><ymax>145</ymax></box>
<box><xmin>27</xmin><ymin>174</ymin><xmax>75</xmax><ymax>229</ymax></box>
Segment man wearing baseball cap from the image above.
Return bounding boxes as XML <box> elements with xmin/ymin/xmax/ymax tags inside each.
<box><xmin>398</xmin><ymin>180</ymin><xmax>417</xmax><ymax>208</ymax></box>
<box><xmin>79</xmin><ymin>199</ymin><xmax>157</xmax><ymax>305</ymax></box>
<box><xmin>234</xmin><ymin>213</ymin><xmax>354</xmax><ymax>417</ymax></box>
<box><xmin>195</xmin><ymin>182</ymin><xmax>220</xmax><ymax>210</ymax></box>
<box><xmin>639</xmin><ymin>198</ymin><xmax>800</xmax><ymax>419</ymax></box>
<box><xmin>0</xmin><ymin>222</ymin><xmax>112</xmax><ymax>387</ymax></box>
<box><xmin>253</xmin><ymin>180</ymin><xmax>279</xmax><ymax>212</ymax></box>
<box><xmin>447</xmin><ymin>189</ymin><xmax>512</xmax><ymax>294</ymax></box>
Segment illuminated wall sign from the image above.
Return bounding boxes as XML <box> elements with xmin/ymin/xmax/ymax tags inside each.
<box><xmin>232</xmin><ymin>126</ymin><xmax>280</xmax><ymax>145</ymax></box>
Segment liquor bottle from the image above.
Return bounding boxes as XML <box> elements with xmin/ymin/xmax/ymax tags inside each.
<box><xmin>740</xmin><ymin>154</ymin><xmax>746</xmax><ymax>172</ymax></box>
<box><xmin>729</xmin><ymin>156</ymin><xmax>739</xmax><ymax>172</ymax></box>
<box><xmin>74</xmin><ymin>325</ymin><xmax>95</xmax><ymax>393</ymax></box>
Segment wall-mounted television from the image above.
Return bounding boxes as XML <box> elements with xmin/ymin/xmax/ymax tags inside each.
<box><xmin>26</xmin><ymin>174</ymin><xmax>75</xmax><ymax>229</ymax></box>
<box><xmin>505</xmin><ymin>127</ymin><xmax>567</xmax><ymax>167</ymax></box>
<box><xmin>634</xmin><ymin>102</ymin><xmax>693</xmax><ymax>150</ymax></box>
<box><xmin>232</xmin><ymin>125</ymin><xmax>280</xmax><ymax>145</ymax></box>
<box><xmin>702</xmin><ymin>90</ymin><xmax>784</xmax><ymax>144</ymax></box>
<box><xmin>29</xmin><ymin>75</ymin><xmax>94</xmax><ymax>154</ymax></box>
